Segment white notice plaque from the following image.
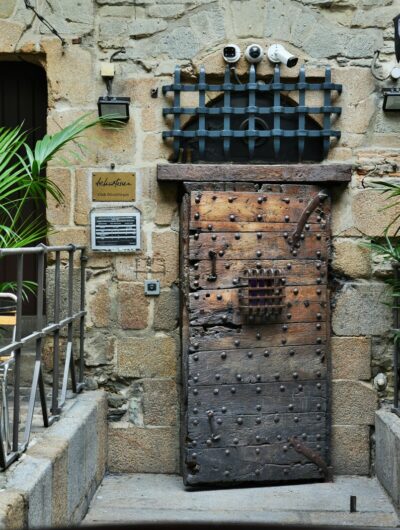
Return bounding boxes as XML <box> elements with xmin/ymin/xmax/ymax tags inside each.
<box><xmin>91</xmin><ymin>210</ymin><xmax>141</xmax><ymax>252</ymax></box>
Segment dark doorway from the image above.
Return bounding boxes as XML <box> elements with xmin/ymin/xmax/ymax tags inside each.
<box><xmin>0</xmin><ymin>61</ymin><xmax>48</xmax><ymax>316</ymax></box>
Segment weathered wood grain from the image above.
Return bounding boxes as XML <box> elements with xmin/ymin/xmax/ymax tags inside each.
<box><xmin>189</xmin><ymin>259</ymin><xmax>327</xmax><ymax>290</ymax></box>
<box><xmin>190</xmin><ymin>322</ymin><xmax>326</xmax><ymax>351</ymax></box>
<box><xmin>182</xmin><ymin>186</ymin><xmax>331</xmax><ymax>486</ymax></box>
<box><xmin>190</xmin><ymin>191</ymin><xmax>330</xmax><ymax>224</ymax></box>
<box><xmin>184</xmin><ymin>183</ymin><xmax>326</xmax><ymax>195</ymax></box>
<box><xmin>189</xmin><ymin>232</ymin><xmax>328</xmax><ymax>260</ymax></box>
<box><xmin>188</xmin><ymin>380</ymin><xmax>326</xmax><ymax>414</ymax></box>
<box><xmin>189</xmin><ymin>288</ymin><xmax>326</xmax><ymax>326</ymax></box>
<box><xmin>185</xmin><ymin>443</ymin><xmax>325</xmax><ymax>485</ymax></box>
<box><xmin>187</xmin><ymin>414</ymin><xmax>327</xmax><ymax>447</ymax></box>
<box><xmin>157</xmin><ymin>163</ymin><xmax>353</xmax><ymax>183</ymax></box>
<box><xmin>190</xmin><ymin>220</ymin><xmax>328</xmax><ymax>232</ymax></box>
<box><xmin>187</xmin><ymin>346</ymin><xmax>326</xmax><ymax>385</ymax></box>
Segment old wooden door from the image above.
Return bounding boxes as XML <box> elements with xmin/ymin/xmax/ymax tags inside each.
<box><xmin>182</xmin><ymin>184</ymin><xmax>330</xmax><ymax>487</ymax></box>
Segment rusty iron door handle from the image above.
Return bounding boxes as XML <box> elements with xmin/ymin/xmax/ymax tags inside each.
<box><xmin>290</xmin><ymin>189</ymin><xmax>328</xmax><ymax>247</ymax></box>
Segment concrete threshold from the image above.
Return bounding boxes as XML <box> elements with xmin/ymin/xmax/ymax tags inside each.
<box><xmin>83</xmin><ymin>473</ymin><xmax>400</xmax><ymax>528</ymax></box>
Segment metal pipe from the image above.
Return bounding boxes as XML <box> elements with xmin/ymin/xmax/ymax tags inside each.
<box><xmin>52</xmin><ymin>251</ymin><xmax>61</xmax><ymax>415</ymax></box>
<box><xmin>12</xmin><ymin>255</ymin><xmax>23</xmax><ymax>453</ymax></box>
<box><xmin>79</xmin><ymin>250</ymin><xmax>87</xmax><ymax>383</ymax></box>
<box><xmin>394</xmin><ymin>264</ymin><xmax>400</xmax><ymax>412</ymax></box>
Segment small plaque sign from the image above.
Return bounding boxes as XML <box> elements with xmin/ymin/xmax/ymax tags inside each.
<box><xmin>91</xmin><ymin>210</ymin><xmax>140</xmax><ymax>251</ymax></box>
<box><xmin>92</xmin><ymin>172</ymin><xmax>136</xmax><ymax>202</ymax></box>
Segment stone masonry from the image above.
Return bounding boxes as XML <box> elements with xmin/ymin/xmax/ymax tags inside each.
<box><xmin>1</xmin><ymin>0</ymin><xmax>400</xmax><ymax>476</ymax></box>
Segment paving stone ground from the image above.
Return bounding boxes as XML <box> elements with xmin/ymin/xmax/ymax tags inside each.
<box><xmin>83</xmin><ymin>474</ymin><xmax>400</xmax><ymax>527</ymax></box>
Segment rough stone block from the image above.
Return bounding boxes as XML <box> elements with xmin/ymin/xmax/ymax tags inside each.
<box><xmin>142</xmin><ymin>133</ymin><xmax>171</xmax><ymax>162</ymax></box>
<box><xmin>85</xmin><ymin>333</ymin><xmax>115</xmax><ymax>367</ymax></box>
<box><xmin>138</xmin><ymin>378</ymin><xmax>179</xmax><ymax>426</ymax></box>
<box><xmin>331</xmin><ymin>425</ymin><xmax>370</xmax><ymax>475</ymax></box>
<box><xmin>155</xmin><ymin>183</ymin><xmax>178</xmax><ymax>226</ymax></box>
<box><xmin>154</xmin><ymin>286</ymin><xmax>179</xmax><ymax>332</ymax></box>
<box><xmin>46</xmin><ymin>168</ymin><xmax>72</xmax><ymax>226</ymax></box>
<box><xmin>46</xmin><ymin>265</ymin><xmax>81</xmax><ymax>322</ymax></box>
<box><xmin>48</xmin><ymin>413</ymin><xmax>86</xmax><ymax>521</ymax></box>
<box><xmin>147</xmin><ymin>5</ymin><xmax>186</xmax><ymax>18</ymax></box>
<box><xmin>88</xmin><ymin>282</ymin><xmax>112</xmax><ymax>328</ymax></box>
<box><xmin>27</xmin><ymin>437</ymin><xmax>68</xmax><ymax>527</ymax></box>
<box><xmin>332</xmin><ymin>238</ymin><xmax>371</xmax><ymax>278</ymax></box>
<box><xmin>108</xmin><ymin>423</ymin><xmax>179</xmax><ymax>473</ymax></box>
<box><xmin>43</xmin><ymin>39</ymin><xmax>95</xmax><ymax>106</ymax></box>
<box><xmin>375</xmin><ymin>408</ymin><xmax>400</xmax><ymax>507</ymax></box>
<box><xmin>116</xmin><ymin>335</ymin><xmax>177</xmax><ymax>378</ymax></box>
<box><xmin>0</xmin><ymin>490</ymin><xmax>26</xmax><ymax>529</ymax></box>
<box><xmin>117</xmin><ymin>282</ymin><xmax>149</xmax><ymax>330</ymax></box>
<box><xmin>332</xmin><ymin>282</ymin><xmax>391</xmax><ymax>336</ymax></box>
<box><xmin>0</xmin><ymin>20</ymin><xmax>24</xmax><ymax>52</ymax></box>
<box><xmin>47</xmin><ymin>228</ymin><xmax>89</xmax><ymax>249</ymax></box>
<box><xmin>0</xmin><ymin>0</ymin><xmax>16</xmax><ymax>18</ymax></box>
<box><xmin>115</xmin><ymin>256</ymin><xmax>165</xmax><ymax>282</ymax></box>
<box><xmin>47</xmin><ymin>109</ymin><xmax>136</xmax><ymax>167</ymax></box>
<box><xmin>331</xmin><ymin>336</ymin><xmax>371</xmax><ymax>380</ymax></box>
<box><xmin>129</xmin><ymin>19</ymin><xmax>167</xmax><ymax>38</ymax></box>
<box><xmin>230</xmin><ymin>0</ymin><xmax>266</xmax><ymax>38</ymax></box>
<box><xmin>352</xmin><ymin>189</ymin><xmax>400</xmax><ymax>237</ymax></box>
<box><xmin>7</xmin><ymin>456</ymin><xmax>53</xmax><ymax>528</ymax></box>
<box><xmin>332</xmin><ymin>380</ymin><xmax>377</xmax><ymax>426</ymax></box>
<box><xmin>152</xmin><ymin>230</ymin><xmax>179</xmax><ymax>287</ymax></box>
<box><xmin>74</xmin><ymin>169</ymin><xmax>90</xmax><ymax>226</ymax></box>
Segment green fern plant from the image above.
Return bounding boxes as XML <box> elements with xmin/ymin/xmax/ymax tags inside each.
<box><xmin>0</xmin><ymin>113</ymin><xmax>118</xmax><ymax>298</ymax></box>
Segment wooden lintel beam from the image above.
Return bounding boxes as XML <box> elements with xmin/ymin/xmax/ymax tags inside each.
<box><xmin>157</xmin><ymin>163</ymin><xmax>353</xmax><ymax>183</ymax></box>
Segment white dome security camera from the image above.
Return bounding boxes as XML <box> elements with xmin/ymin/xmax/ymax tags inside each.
<box><xmin>223</xmin><ymin>44</ymin><xmax>241</xmax><ymax>64</ymax></box>
<box><xmin>267</xmin><ymin>44</ymin><xmax>298</xmax><ymax>68</ymax></box>
<box><xmin>244</xmin><ymin>44</ymin><xmax>264</xmax><ymax>64</ymax></box>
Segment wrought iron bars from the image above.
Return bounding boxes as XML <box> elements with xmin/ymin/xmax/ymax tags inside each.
<box><xmin>162</xmin><ymin>64</ymin><xmax>342</xmax><ymax>161</ymax></box>
<box><xmin>0</xmin><ymin>244</ymin><xmax>86</xmax><ymax>469</ymax></box>
<box><xmin>393</xmin><ymin>263</ymin><xmax>400</xmax><ymax>415</ymax></box>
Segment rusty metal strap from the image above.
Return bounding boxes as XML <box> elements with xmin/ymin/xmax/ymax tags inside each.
<box><xmin>290</xmin><ymin>189</ymin><xmax>328</xmax><ymax>247</ymax></box>
<box><xmin>289</xmin><ymin>436</ymin><xmax>333</xmax><ymax>481</ymax></box>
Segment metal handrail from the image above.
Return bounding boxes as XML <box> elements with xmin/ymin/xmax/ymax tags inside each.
<box><xmin>0</xmin><ymin>244</ymin><xmax>87</xmax><ymax>469</ymax></box>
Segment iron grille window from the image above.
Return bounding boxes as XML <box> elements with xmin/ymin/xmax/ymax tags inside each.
<box><xmin>162</xmin><ymin>65</ymin><xmax>342</xmax><ymax>163</ymax></box>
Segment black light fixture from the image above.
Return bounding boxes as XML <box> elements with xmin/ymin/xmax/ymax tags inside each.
<box><xmin>98</xmin><ymin>48</ymin><xmax>130</xmax><ymax>123</ymax></box>
<box><xmin>98</xmin><ymin>96</ymin><xmax>130</xmax><ymax>122</ymax></box>
<box><xmin>383</xmin><ymin>88</ymin><xmax>400</xmax><ymax>111</ymax></box>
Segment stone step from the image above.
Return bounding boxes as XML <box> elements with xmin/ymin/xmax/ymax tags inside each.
<box><xmin>83</xmin><ymin>474</ymin><xmax>400</xmax><ymax>528</ymax></box>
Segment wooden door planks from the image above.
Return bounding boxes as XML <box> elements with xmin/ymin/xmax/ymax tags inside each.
<box><xmin>182</xmin><ymin>186</ymin><xmax>331</xmax><ymax>486</ymax></box>
<box><xmin>189</xmin><ymin>232</ymin><xmax>328</xmax><ymax>260</ymax></box>
<box><xmin>188</xmin><ymin>345</ymin><xmax>326</xmax><ymax>385</ymax></box>
<box><xmin>189</xmin><ymin>259</ymin><xmax>326</xmax><ymax>290</ymax></box>
<box><xmin>190</xmin><ymin>322</ymin><xmax>326</xmax><ymax>351</ymax></box>
<box><xmin>190</xmin><ymin>191</ymin><xmax>330</xmax><ymax>224</ymax></box>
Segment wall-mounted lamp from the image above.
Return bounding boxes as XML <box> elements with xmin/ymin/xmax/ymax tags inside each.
<box><xmin>98</xmin><ymin>96</ymin><xmax>130</xmax><ymax>122</ymax></box>
<box><xmin>383</xmin><ymin>88</ymin><xmax>400</xmax><ymax>111</ymax></box>
<box><xmin>98</xmin><ymin>48</ymin><xmax>131</xmax><ymax>122</ymax></box>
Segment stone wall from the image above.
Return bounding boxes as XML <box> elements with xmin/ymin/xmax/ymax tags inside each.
<box><xmin>1</xmin><ymin>0</ymin><xmax>400</xmax><ymax>475</ymax></box>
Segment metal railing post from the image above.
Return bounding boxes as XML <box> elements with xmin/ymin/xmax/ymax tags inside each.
<box><xmin>79</xmin><ymin>249</ymin><xmax>87</xmax><ymax>385</ymax></box>
<box><xmin>51</xmin><ymin>250</ymin><xmax>61</xmax><ymax>415</ymax></box>
<box><xmin>393</xmin><ymin>263</ymin><xmax>400</xmax><ymax>414</ymax></box>
<box><xmin>12</xmin><ymin>254</ymin><xmax>23</xmax><ymax>453</ymax></box>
